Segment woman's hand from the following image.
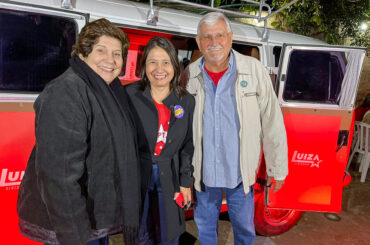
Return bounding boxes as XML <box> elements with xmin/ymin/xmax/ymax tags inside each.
<box><xmin>174</xmin><ymin>187</ymin><xmax>192</xmax><ymax>208</ymax></box>
<box><xmin>180</xmin><ymin>187</ymin><xmax>191</xmax><ymax>205</ymax></box>
<box><xmin>174</xmin><ymin>187</ymin><xmax>191</xmax><ymax>207</ymax></box>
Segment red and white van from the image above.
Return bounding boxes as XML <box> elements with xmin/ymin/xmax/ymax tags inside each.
<box><xmin>0</xmin><ymin>0</ymin><xmax>366</xmax><ymax>244</ymax></box>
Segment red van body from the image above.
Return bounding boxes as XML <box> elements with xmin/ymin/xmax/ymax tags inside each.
<box><xmin>0</xmin><ymin>0</ymin><xmax>366</xmax><ymax>244</ymax></box>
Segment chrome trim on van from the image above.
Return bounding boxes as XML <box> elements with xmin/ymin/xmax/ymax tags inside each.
<box><xmin>279</xmin><ymin>101</ymin><xmax>350</xmax><ymax>111</ymax></box>
<box><xmin>0</xmin><ymin>1</ymin><xmax>87</xmax><ymax>21</ymax></box>
<box><xmin>0</xmin><ymin>93</ymin><xmax>38</xmax><ymax>103</ymax></box>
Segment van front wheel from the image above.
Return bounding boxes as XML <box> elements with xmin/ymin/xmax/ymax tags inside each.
<box><xmin>254</xmin><ymin>193</ymin><xmax>303</xmax><ymax>236</ymax></box>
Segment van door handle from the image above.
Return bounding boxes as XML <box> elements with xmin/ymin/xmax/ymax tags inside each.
<box><xmin>336</xmin><ymin>130</ymin><xmax>349</xmax><ymax>152</ymax></box>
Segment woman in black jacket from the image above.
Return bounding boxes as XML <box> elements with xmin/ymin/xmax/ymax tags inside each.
<box><xmin>126</xmin><ymin>37</ymin><xmax>194</xmax><ymax>245</ymax></box>
<box><xmin>17</xmin><ymin>19</ymin><xmax>140</xmax><ymax>245</ymax></box>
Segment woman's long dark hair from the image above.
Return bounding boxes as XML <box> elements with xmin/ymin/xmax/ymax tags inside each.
<box><xmin>139</xmin><ymin>37</ymin><xmax>187</xmax><ymax>99</ymax></box>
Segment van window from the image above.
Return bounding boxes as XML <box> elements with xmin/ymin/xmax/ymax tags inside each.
<box><xmin>127</xmin><ymin>32</ymin><xmax>198</xmax><ymax>79</ymax></box>
<box><xmin>121</xmin><ymin>27</ymin><xmax>260</xmax><ymax>84</ymax></box>
<box><xmin>270</xmin><ymin>46</ymin><xmax>282</xmax><ymax>92</ymax></box>
<box><xmin>0</xmin><ymin>9</ymin><xmax>77</xmax><ymax>92</ymax></box>
<box><xmin>233</xmin><ymin>43</ymin><xmax>260</xmax><ymax>60</ymax></box>
<box><xmin>283</xmin><ymin>50</ymin><xmax>345</xmax><ymax>104</ymax></box>
<box><xmin>134</xmin><ymin>45</ymin><xmax>145</xmax><ymax>78</ymax></box>
<box><xmin>273</xmin><ymin>46</ymin><xmax>282</xmax><ymax>67</ymax></box>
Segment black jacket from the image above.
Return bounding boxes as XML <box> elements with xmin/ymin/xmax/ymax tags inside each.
<box><xmin>17</xmin><ymin>68</ymin><xmax>138</xmax><ymax>245</ymax></box>
<box><xmin>126</xmin><ymin>83</ymin><xmax>194</xmax><ymax>240</ymax></box>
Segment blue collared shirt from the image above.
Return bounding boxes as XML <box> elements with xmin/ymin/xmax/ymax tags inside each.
<box><xmin>201</xmin><ymin>51</ymin><xmax>242</xmax><ymax>188</ymax></box>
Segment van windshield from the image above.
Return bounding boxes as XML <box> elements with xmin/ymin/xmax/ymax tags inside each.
<box><xmin>0</xmin><ymin>9</ymin><xmax>77</xmax><ymax>92</ymax></box>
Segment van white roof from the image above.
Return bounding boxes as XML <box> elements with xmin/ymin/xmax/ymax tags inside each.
<box><xmin>11</xmin><ymin>0</ymin><xmax>326</xmax><ymax>46</ymax></box>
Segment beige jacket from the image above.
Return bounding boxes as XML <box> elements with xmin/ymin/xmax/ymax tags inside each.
<box><xmin>186</xmin><ymin>50</ymin><xmax>288</xmax><ymax>193</ymax></box>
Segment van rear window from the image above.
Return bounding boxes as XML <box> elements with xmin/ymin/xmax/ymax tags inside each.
<box><xmin>283</xmin><ymin>50</ymin><xmax>345</xmax><ymax>104</ymax></box>
<box><xmin>0</xmin><ymin>9</ymin><xmax>77</xmax><ymax>92</ymax></box>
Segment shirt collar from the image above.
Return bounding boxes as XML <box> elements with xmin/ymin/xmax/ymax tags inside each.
<box><xmin>199</xmin><ymin>50</ymin><xmax>235</xmax><ymax>74</ymax></box>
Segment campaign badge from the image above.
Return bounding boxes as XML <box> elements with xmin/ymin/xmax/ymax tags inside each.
<box><xmin>174</xmin><ymin>105</ymin><xmax>184</xmax><ymax>118</ymax></box>
<box><xmin>240</xmin><ymin>80</ymin><xmax>248</xmax><ymax>88</ymax></box>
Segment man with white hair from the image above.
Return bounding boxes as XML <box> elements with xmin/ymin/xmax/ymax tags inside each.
<box><xmin>186</xmin><ymin>12</ymin><xmax>288</xmax><ymax>244</ymax></box>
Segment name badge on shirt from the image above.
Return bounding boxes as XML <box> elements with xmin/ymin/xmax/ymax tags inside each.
<box><xmin>174</xmin><ymin>105</ymin><xmax>184</xmax><ymax>118</ymax></box>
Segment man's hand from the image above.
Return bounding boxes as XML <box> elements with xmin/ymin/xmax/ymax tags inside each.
<box><xmin>266</xmin><ymin>176</ymin><xmax>285</xmax><ymax>192</ymax></box>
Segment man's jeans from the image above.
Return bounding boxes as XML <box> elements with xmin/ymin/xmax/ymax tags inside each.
<box><xmin>194</xmin><ymin>184</ymin><xmax>255</xmax><ymax>245</ymax></box>
<box><xmin>139</xmin><ymin>164</ymin><xmax>179</xmax><ymax>245</ymax></box>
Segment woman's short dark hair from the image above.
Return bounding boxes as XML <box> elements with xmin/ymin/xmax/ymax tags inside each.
<box><xmin>139</xmin><ymin>37</ymin><xmax>187</xmax><ymax>99</ymax></box>
<box><xmin>71</xmin><ymin>18</ymin><xmax>129</xmax><ymax>64</ymax></box>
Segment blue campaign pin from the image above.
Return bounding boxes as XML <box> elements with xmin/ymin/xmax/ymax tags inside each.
<box><xmin>174</xmin><ymin>105</ymin><xmax>184</xmax><ymax>118</ymax></box>
<box><xmin>240</xmin><ymin>80</ymin><xmax>248</xmax><ymax>88</ymax></box>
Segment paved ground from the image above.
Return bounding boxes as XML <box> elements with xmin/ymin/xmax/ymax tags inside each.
<box><xmin>110</xmin><ymin>164</ymin><xmax>370</xmax><ymax>245</ymax></box>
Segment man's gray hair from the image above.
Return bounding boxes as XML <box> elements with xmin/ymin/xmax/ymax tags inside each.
<box><xmin>197</xmin><ymin>12</ymin><xmax>232</xmax><ymax>36</ymax></box>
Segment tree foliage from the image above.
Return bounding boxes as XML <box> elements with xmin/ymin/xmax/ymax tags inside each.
<box><xmin>271</xmin><ymin>0</ymin><xmax>370</xmax><ymax>47</ymax></box>
<box><xmin>352</xmin><ymin>28</ymin><xmax>370</xmax><ymax>55</ymax></box>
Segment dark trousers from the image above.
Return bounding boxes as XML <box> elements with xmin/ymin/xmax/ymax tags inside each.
<box><xmin>139</xmin><ymin>164</ymin><xmax>179</xmax><ymax>245</ymax></box>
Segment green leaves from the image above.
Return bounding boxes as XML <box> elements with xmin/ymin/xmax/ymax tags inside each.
<box><xmin>271</xmin><ymin>21</ymin><xmax>280</xmax><ymax>27</ymax></box>
<box><xmin>312</xmin><ymin>15</ymin><xmax>322</xmax><ymax>26</ymax></box>
<box><xmin>352</xmin><ymin>28</ymin><xmax>370</xmax><ymax>56</ymax></box>
<box><xmin>269</xmin><ymin>0</ymin><xmax>369</xmax><ymax>54</ymax></box>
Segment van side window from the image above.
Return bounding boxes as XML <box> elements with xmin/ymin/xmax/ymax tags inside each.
<box><xmin>134</xmin><ymin>45</ymin><xmax>145</xmax><ymax>78</ymax></box>
<box><xmin>133</xmin><ymin>44</ymin><xmax>194</xmax><ymax>79</ymax></box>
<box><xmin>120</xmin><ymin>27</ymin><xmax>259</xmax><ymax>84</ymax></box>
<box><xmin>270</xmin><ymin>46</ymin><xmax>282</xmax><ymax>92</ymax></box>
<box><xmin>122</xmin><ymin>30</ymin><xmax>199</xmax><ymax>83</ymax></box>
<box><xmin>273</xmin><ymin>46</ymin><xmax>282</xmax><ymax>67</ymax></box>
<box><xmin>0</xmin><ymin>9</ymin><xmax>77</xmax><ymax>92</ymax></box>
<box><xmin>283</xmin><ymin>50</ymin><xmax>345</xmax><ymax>104</ymax></box>
<box><xmin>232</xmin><ymin>43</ymin><xmax>260</xmax><ymax>60</ymax></box>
